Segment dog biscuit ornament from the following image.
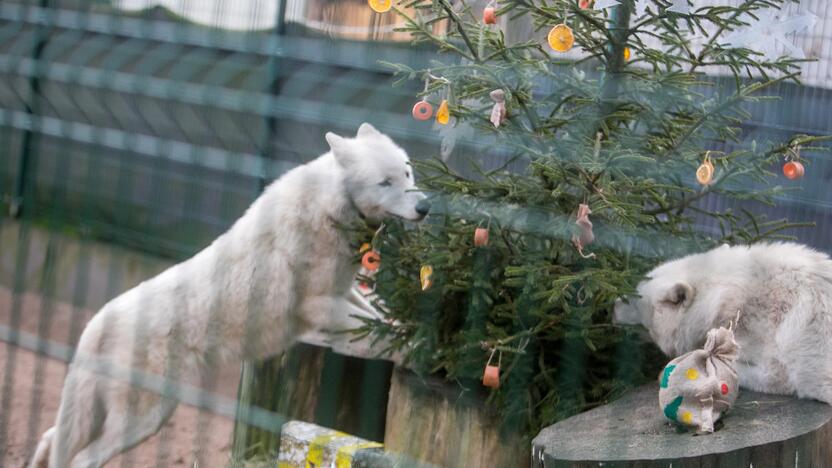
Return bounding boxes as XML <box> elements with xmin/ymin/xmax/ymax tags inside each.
<box><xmin>659</xmin><ymin>326</ymin><xmax>739</xmax><ymax>433</ymax></box>
<box><xmin>483</xmin><ymin>5</ymin><xmax>497</xmax><ymax>24</ymax></box>
<box><xmin>412</xmin><ymin>101</ymin><xmax>433</xmax><ymax>121</ymax></box>
<box><xmin>482</xmin><ymin>348</ymin><xmax>501</xmax><ymax>388</ymax></box>
<box><xmin>362</xmin><ymin>250</ymin><xmax>381</xmax><ymax>271</ymax></box>
<box><xmin>783</xmin><ymin>160</ymin><xmax>804</xmax><ymax>180</ymax></box>
<box><xmin>783</xmin><ymin>147</ymin><xmax>805</xmax><ymax>180</ymax></box>
<box><xmin>571</xmin><ymin>203</ymin><xmax>595</xmax><ymax>258</ymax></box>
<box><xmin>489</xmin><ymin>89</ymin><xmax>507</xmax><ymax>128</ymax></box>
<box><xmin>474</xmin><ymin>227</ymin><xmax>489</xmax><ymax>247</ymax></box>
<box><xmin>412</xmin><ymin>76</ymin><xmax>434</xmax><ymax>121</ymax></box>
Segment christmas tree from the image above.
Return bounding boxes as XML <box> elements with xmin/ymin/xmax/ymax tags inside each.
<box><xmin>360</xmin><ymin>0</ymin><xmax>828</xmax><ymax>437</ymax></box>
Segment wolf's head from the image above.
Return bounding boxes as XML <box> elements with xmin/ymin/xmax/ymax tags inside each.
<box><xmin>326</xmin><ymin>123</ymin><xmax>428</xmax><ymax>222</ymax></box>
<box><xmin>613</xmin><ymin>244</ymin><xmax>743</xmax><ymax>356</ymax></box>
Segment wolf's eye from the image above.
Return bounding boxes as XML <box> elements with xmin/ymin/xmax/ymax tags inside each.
<box><xmin>405</xmin><ymin>171</ymin><xmax>410</xmax><ymax>179</ymax></box>
<box><xmin>379</xmin><ymin>179</ymin><xmax>392</xmax><ymax>187</ymax></box>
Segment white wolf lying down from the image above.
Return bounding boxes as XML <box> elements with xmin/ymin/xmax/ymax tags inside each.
<box><xmin>615</xmin><ymin>242</ymin><xmax>832</xmax><ymax>405</ymax></box>
<box><xmin>29</xmin><ymin>123</ymin><xmax>428</xmax><ymax>468</ymax></box>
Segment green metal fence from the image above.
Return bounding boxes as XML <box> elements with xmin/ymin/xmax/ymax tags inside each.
<box><xmin>3</xmin><ymin>0</ymin><xmax>832</xmax><ymax>466</ymax></box>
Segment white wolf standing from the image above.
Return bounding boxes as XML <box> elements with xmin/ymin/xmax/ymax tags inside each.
<box><xmin>614</xmin><ymin>242</ymin><xmax>832</xmax><ymax>405</ymax></box>
<box><xmin>29</xmin><ymin>123</ymin><xmax>428</xmax><ymax>468</ymax></box>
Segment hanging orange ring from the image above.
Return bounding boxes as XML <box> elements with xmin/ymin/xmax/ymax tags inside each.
<box><xmin>412</xmin><ymin>100</ymin><xmax>433</xmax><ymax>120</ymax></box>
<box><xmin>362</xmin><ymin>251</ymin><xmax>381</xmax><ymax>271</ymax></box>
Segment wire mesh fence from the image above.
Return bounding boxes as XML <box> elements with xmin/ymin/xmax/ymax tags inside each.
<box><xmin>2</xmin><ymin>0</ymin><xmax>832</xmax><ymax>467</ymax></box>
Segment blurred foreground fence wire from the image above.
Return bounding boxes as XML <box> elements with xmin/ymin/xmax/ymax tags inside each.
<box><xmin>3</xmin><ymin>0</ymin><xmax>832</xmax><ymax>466</ymax></box>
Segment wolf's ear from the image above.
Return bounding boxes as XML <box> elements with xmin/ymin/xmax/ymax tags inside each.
<box><xmin>356</xmin><ymin>122</ymin><xmax>380</xmax><ymax>138</ymax></box>
<box><xmin>325</xmin><ymin>132</ymin><xmax>345</xmax><ymax>150</ymax></box>
<box><xmin>663</xmin><ymin>282</ymin><xmax>694</xmax><ymax>307</ymax></box>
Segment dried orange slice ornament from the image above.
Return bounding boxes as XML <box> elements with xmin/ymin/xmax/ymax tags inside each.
<box><xmin>420</xmin><ymin>265</ymin><xmax>433</xmax><ymax>290</ymax></box>
<box><xmin>696</xmin><ymin>154</ymin><xmax>715</xmax><ymax>185</ymax></box>
<box><xmin>623</xmin><ymin>47</ymin><xmax>631</xmax><ymax>61</ymax></box>
<box><xmin>436</xmin><ymin>99</ymin><xmax>450</xmax><ymax>125</ymax></box>
<box><xmin>548</xmin><ymin>24</ymin><xmax>574</xmax><ymax>53</ymax></box>
<box><xmin>368</xmin><ymin>0</ymin><xmax>392</xmax><ymax>13</ymax></box>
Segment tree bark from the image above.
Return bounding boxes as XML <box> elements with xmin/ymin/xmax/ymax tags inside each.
<box><xmin>385</xmin><ymin>368</ymin><xmax>530</xmax><ymax>468</ymax></box>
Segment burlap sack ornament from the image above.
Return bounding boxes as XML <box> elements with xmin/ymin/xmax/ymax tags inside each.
<box><xmin>658</xmin><ymin>326</ymin><xmax>739</xmax><ymax>433</ymax></box>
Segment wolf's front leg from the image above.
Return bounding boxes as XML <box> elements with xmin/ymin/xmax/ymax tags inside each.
<box><xmin>296</xmin><ymin>295</ymin><xmax>399</xmax><ymax>362</ymax></box>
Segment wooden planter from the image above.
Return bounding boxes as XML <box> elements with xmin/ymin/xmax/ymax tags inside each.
<box><xmin>233</xmin><ymin>348</ymin><xmax>530</xmax><ymax>467</ymax></box>
<box><xmin>232</xmin><ymin>343</ymin><xmax>393</xmax><ymax>460</ymax></box>
<box><xmin>384</xmin><ymin>368</ymin><xmax>530</xmax><ymax>468</ymax></box>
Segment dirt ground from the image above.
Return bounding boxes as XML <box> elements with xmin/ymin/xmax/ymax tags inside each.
<box><xmin>0</xmin><ymin>287</ymin><xmax>243</xmax><ymax>468</ymax></box>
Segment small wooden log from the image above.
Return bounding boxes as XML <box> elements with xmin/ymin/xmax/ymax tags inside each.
<box><xmin>384</xmin><ymin>368</ymin><xmax>530</xmax><ymax>468</ymax></box>
<box><xmin>531</xmin><ymin>383</ymin><xmax>832</xmax><ymax>468</ymax></box>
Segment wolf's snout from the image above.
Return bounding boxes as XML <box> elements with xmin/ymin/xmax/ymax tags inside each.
<box><xmin>415</xmin><ymin>199</ymin><xmax>431</xmax><ymax>217</ymax></box>
<box><xmin>613</xmin><ymin>297</ymin><xmax>642</xmax><ymax>326</ymax></box>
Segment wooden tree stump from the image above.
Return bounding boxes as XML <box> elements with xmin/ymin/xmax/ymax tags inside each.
<box><xmin>385</xmin><ymin>368</ymin><xmax>530</xmax><ymax>468</ymax></box>
<box><xmin>531</xmin><ymin>383</ymin><xmax>832</xmax><ymax>468</ymax></box>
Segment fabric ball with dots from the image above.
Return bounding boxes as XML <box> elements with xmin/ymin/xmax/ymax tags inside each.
<box><xmin>658</xmin><ymin>326</ymin><xmax>740</xmax><ymax>433</ymax></box>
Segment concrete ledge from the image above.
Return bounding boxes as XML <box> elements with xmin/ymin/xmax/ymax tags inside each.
<box><xmin>532</xmin><ymin>383</ymin><xmax>832</xmax><ymax>467</ymax></box>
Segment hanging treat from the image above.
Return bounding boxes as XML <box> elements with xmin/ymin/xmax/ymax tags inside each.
<box><xmin>482</xmin><ymin>349</ymin><xmax>501</xmax><ymax>388</ymax></box>
<box><xmin>783</xmin><ymin>147</ymin><xmax>804</xmax><ymax>180</ymax></box>
<box><xmin>623</xmin><ymin>47</ymin><xmax>631</xmax><ymax>61</ymax></box>
<box><xmin>548</xmin><ymin>24</ymin><xmax>575</xmax><ymax>53</ymax></box>
<box><xmin>357</xmin><ymin>244</ymin><xmax>374</xmax><ymax>291</ymax></box>
<box><xmin>696</xmin><ymin>153</ymin><xmax>715</xmax><ymax>185</ymax></box>
<box><xmin>489</xmin><ymin>89</ymin><xmax>507</xmax><ymax>128</ymax></box>
<box><xmin>362</xmin><ymin>250</ymin><xmax>381</xmax><ymax>271</ymax></box>
<box><xmin>367</xmin><ymin>0</ymin><xmax>392</xmax><ymax>13</ymax></box>
<box><xmin>419</xmin><ymin>265</ymin><xmax>434</xmax><ymax>290</ymax></box>
<box><xmin>413</xmin><ymin>75</ymin><xmax>434</xmax><ymax>121</ymax></box>
<box><xmin>579</xmin><ymin>0</ymin><xmax>592</xmax><ymax>9</ymax></box>
<box><xmin>412</xmin><ymin>100</ymin><xmax>433</xmax><ymax>121</ymax></box>
<box><xmin>483</xmin><ymin>6</ymin><xmax>497</xmax><ymax>24</ymax></box>
<box><xmin>482</xmin><ymin>364</ymin><xmax>500</xmax><ymax>388</ymax></box>
<box><xmin>436</xmin><ymin>99</ymin><xmax>450</xmax><ymax>125</ymax></box>
<box><xmin>783</xmin><ymin>160</ymin><xmax>804</xmax><ymax>180</ymax></box>
<box><xmin>474</xmin><ymin>227</ymin><xmax>489</xmax><ymax>247</ymax></box>
<box><xmin>572</xmin><ymin>203</ymin><xmax>595</xmax><ymax>259</ymax></box>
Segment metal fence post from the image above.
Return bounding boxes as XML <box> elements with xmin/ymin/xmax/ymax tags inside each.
<box><xmin>232</xmin><ymin>0</ymin><xmax>291</xmax><ymax>460</ymax></box>
<box><xmin>10</xmin><ymin>0</ymin><xmax>51</xmax><ymax>218</ymax></box>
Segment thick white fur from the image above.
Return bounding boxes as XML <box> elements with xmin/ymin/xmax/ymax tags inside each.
<box><xmin>614</xmin><ymin>242</ymin><xmax>832</xmax><ymax>404</ymax></box>
<box><xmin>29</xmin><ymin>123</ymin><xmax>426</xmax><ymax>468</ymax></box>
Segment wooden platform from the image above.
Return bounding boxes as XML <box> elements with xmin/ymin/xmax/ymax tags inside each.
<box><xmin>532</xmin><ymin>383</ymin><xmax>832</xmax><ymax>468</ymax></box>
